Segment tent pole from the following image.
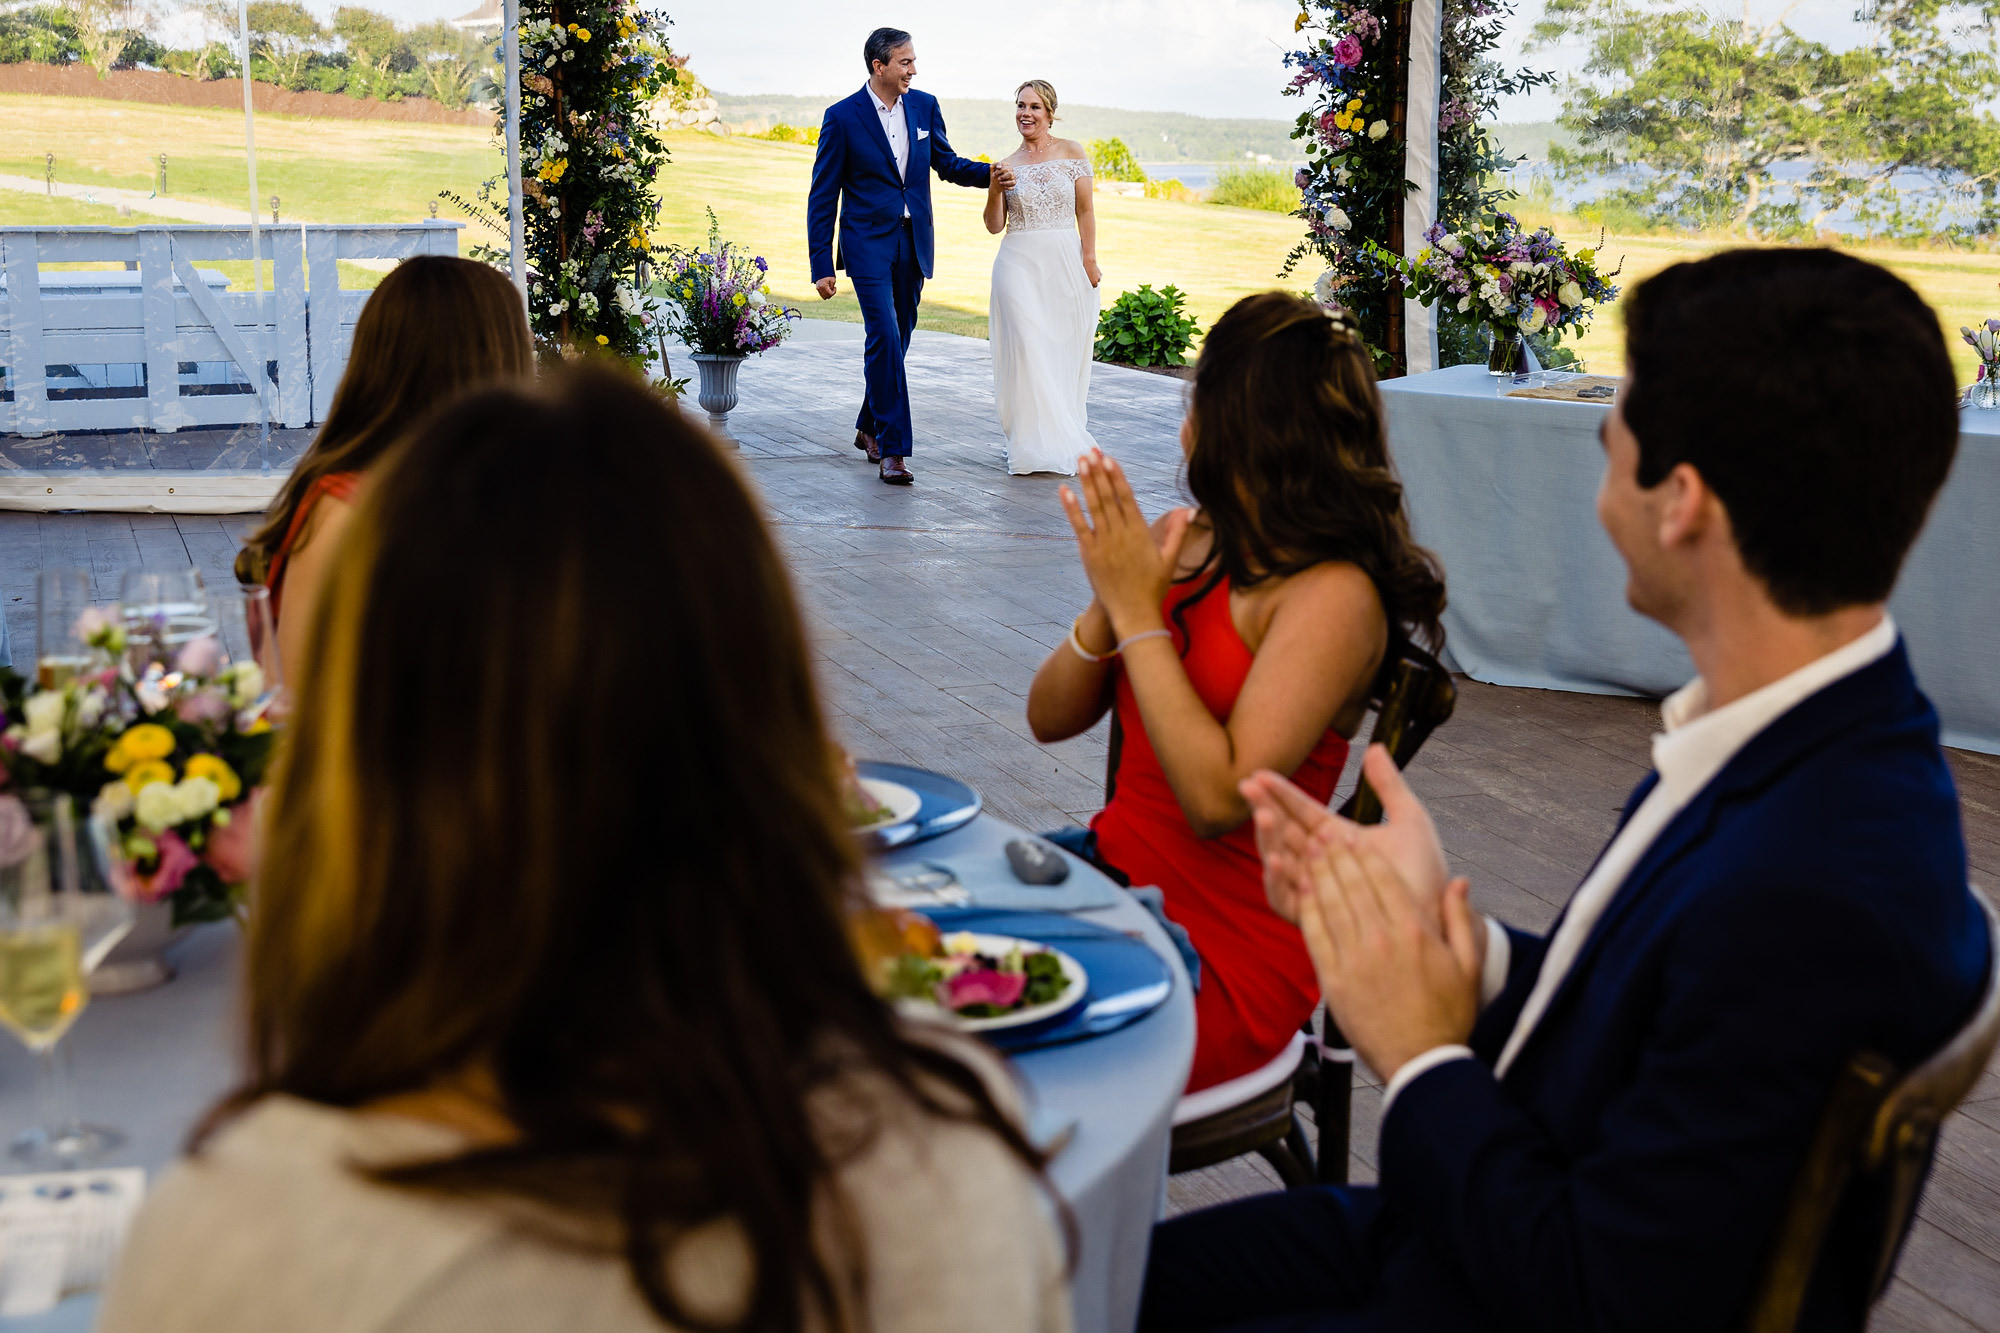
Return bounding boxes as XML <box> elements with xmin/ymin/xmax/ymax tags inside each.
<box><xmin>504</xmin><ymin>0</ymin><xmax>526</xmax><ymax>309</ymax></box>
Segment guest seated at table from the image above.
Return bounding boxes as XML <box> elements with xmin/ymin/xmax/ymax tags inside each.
<box><xmin>104</xmin><ymin>368</ymin><xmax>1071</xmax><ymax>1333</ymax></box>
<box><xmin>1140</xmin><ymin>249</ymin><xmax>1990</xmax><ymax>1331</ymax></box>
<box><xmin>233</xmin><ymin>254</ymin><xmax>532</xmax><ymax>677</ymax></box>
<box><xmin>1025</xmin><ymin>291</ymin><xmax>1446</xmax><ymax>1093</ymax></box>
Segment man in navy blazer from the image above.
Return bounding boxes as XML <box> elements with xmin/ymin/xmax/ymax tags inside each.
<box><xmin>1140</xmin><ymin>249</ymin><xmax>1991</xmax><ymax>1331</ymax></box>
<box><xmin>808</xmin><ymin>28</ymin><xmax>999</xmax><ymax>485</ymax></box>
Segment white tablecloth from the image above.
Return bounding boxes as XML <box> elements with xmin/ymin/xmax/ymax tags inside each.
<box><xmin>1380</xmin><ymin>365</ymin><xmax>2000</xmax><ymax>754</ymax></box>
<box><xmin>0</xmin><ymin>814</ymin><xmax>1194</xmax><ymax>1333</ymax></box>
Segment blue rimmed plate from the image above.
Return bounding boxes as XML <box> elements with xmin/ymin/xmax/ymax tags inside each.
<box><xmin>855</xmin><ymin>761</ymin><xmax>981</xmax><ymax>850</ymax></box>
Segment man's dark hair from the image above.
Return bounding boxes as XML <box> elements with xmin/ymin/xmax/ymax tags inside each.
<box><xmin>1621</xmin><ymin>248</ymin><xmax>1958</xmax><ymax>615</ymax></box>
<box><xmin>864</xmin><ymin>26</ymin><xmax>911</xmax><ymax>73</ymax></box>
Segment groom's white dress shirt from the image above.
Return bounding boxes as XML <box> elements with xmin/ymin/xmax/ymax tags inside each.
<box><xmin>872</xmin><ymin>90</ymin><xmax>912</xmax><ymax>218</ymax></box>
<box><xmin>1378</xmin><ymin>614</ymin><xmax>1901</xmax><ymax>1117</ymax></box>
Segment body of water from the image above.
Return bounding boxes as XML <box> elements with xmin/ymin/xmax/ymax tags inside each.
<box><xmin>1139</xmin><ymin>162</ymin><xmax>1305</xmax><ymax>189</ymax></box>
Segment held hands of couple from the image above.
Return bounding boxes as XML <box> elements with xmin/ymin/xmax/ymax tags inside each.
<box><xmin>1057</xmin><ymin>451</ymin><xmax>1191</xmax><ymax>641</ymax></box>
<box><xmin>1241</xmin><ymin>750</ymin><xmax>1483</xmax><ymax>1083</ymax></box>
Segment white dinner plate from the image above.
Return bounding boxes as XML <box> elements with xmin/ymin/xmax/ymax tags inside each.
<box><xmin>853</xmin><ymin>777</ymin><xmax>923</xmax><ymax>832</ymax></box>
<box><xmin>948</xmin><ymin>934</ymin><xmax>1091</xmax><ymax>1033</ymax></box>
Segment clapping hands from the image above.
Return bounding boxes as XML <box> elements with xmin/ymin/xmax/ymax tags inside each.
<box><xmin>1242</xmin><ymin>749</ymin><xmax>1485</xmax><ymax>1083</ymax></box>
<box><xmin>1057</xmin><ymin>451</ymin><xmax>1190</xmax><ymax>640</ymax></box>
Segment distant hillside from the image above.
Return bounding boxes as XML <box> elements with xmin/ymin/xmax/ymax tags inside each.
<box><xmin>713</xmin><ymin>92</ymin><xmax>1299</xmax><ymax>163</ymax></box>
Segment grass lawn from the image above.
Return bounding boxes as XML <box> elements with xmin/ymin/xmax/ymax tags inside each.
<box><xmin>6</xmin><ymin>93</ymin><xmax>2000</xmax><ymax>380</ymax></box>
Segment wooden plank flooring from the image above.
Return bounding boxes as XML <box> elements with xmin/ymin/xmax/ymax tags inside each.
<box><xmin>3</xmin><ymin>331</ymin><xmax>1997</xmax><ymax>1329</ymax></box>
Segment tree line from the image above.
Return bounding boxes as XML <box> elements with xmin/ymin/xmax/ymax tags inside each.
<box><xmin>0</xmin><ymin>1</ymin><xmax>497</xmax><ymax>110</ymax></box>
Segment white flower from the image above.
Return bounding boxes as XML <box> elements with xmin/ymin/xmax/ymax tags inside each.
<box><xmin>135</xmin><ymin>781</ymin><xmax>182</xmax><ymax>832</ymax></box>
<box><xmin>94</xmin><ymin>782</ymin><xmax>134</xmax><ymax>822</ymax></box>
<box><xmin>1313</xmin><ymin>270</ymin><xmax>1342</xmax><ymax>305</ymax></box>
<box><xmin>174</xmin><ymin>777</ymin><xmax>220</xmax><ymax>823</ymax></box>
<box><xmin>1368</xmin><ymin>120</ymin><xmax>1388</xmax><ymax>140</ymax></box>
<box><xmin>18</xmin><ymin>730</ymin><xmax>59</xmax><ymax>764</ymax></box>
<box><xmin>613</xmin><ymin>284</ymin><xmax>638</xmax><ymax>315</ymax></box>
<box><xmin>22</xmin><ymin>692</ymin><xmax>64</xmax><ymax>736</ymax></box>
<box><xmin>1557</xmin><ymin>281</ymin><xmax>1584</xmax><ymax>308</ymax></box>
<box><xmin>76</xmin><ymin>688</ymin><xmax>106</xmax><ymax>730</ymax></box>
<box><xmin>1520</xmin><ymin>303</ymin><xmax>1550</xmax><ymax>335</ymax></box>
<box><xmin>224</xmin><ymin>663</ymin><xmax>265</xmax><ymax>710</ymax></box>
<box><xmin>1328</xmin><ymin>205</ymin><xmax>1352</xmax><ymax>231</ymax></box>
<box><xmin>747</xmin><ymin>289</ymin><xmax>766</xmax><ymax>307</ymax></box>
<box><xmin>1457</xmin><ymin>295</ymin><xmax>1472</xmax><ymax>312</ymax></box>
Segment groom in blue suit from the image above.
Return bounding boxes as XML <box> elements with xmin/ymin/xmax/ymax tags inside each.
<box><xmin>1142</xmin><ymin>249</ymin><xmax>1991</xmax><ymax>1331</ymax></box>
<box><xmin>807</xmin><ymin>28</ymin><xmax>1002</xmax><ymax>485</ymax></box>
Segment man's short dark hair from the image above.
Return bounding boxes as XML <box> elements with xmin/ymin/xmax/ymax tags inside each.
<box><xmin>864</xmin><ymin>27</ymin><xmax>912</xmax><ymax>73</ymax></box>
<box><xmin>1621</xmin><ymin>248</ymin><xmax>1958</xmax><ymax>615</ymax></box>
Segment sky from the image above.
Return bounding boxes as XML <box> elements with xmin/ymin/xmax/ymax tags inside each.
<box><xmin>223</xmin><ymin>0</ymin><xmax>1887</xmax><ymax>125</ymax></box>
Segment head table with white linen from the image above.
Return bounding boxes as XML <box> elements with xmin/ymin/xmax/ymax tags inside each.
<box><xmin>0</xmin><ymin>811</ymin><xmax>1195</xmax><ymax>1333</ymax></box>
<box><xmin>1379</xmin><ymin>364</ymin><xmax>2000</xmax><ymax>755</ymax></box>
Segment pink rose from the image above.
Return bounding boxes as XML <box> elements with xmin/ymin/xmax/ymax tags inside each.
<box><xmin>131</xmin><ymin>829</ymin><xmax>198</xmax><ymax>904</ymax></box>
<box><xmin>0</xmin><ymin>796</ymin><xmax>37</xmax><ymax>870</ymax></box>
<box><xmin>1332</xmin><ymin>34</ymin><xmax>1363</xmax><ymax>67</ymax></box>
<box><xmin>174</xmin><ymin>688</ymin><xmax>231</xmax><ymax>726</ymax></box>
<box><xmin>945</xmin><ymin>968</ymin><xmax>1027</xmax><ymax>1011</ymax></box>
<box><xmin>201</xmin><ymin>788</ymin><xmax>265</xmax><ymax>885</ymax></box>
<box><xmin>175</xmin><ymin>636</ymin><xmax>226</xmax><ymax>679</ymax></box>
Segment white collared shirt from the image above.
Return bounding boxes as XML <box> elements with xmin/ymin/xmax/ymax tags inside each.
<box><xmin>872</xmin><ymin>89</ymin><xmax>912</xmax><ymax>218</ymax></box>
<box><xmin>1380</xmin><ymin>614</ymin><xmax>1902</xmax><ymax>1116</ymax></box>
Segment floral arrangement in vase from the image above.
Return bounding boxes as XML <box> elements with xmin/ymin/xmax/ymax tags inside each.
<box><xmin>1961</xmin><ymin>320</ymin><xmax>2000</xmax><ymax>408</ymax></box>
<box><xmin>1366</xmin><ymin>214</ymin><xmax>1621</xmax><ymax>371</ymax></box>
<box><xmin>657</xmin><ymin>210</ymin><xmax>800</xmax><ymax>357</ymax></box>
<box><xmin>0</xmin><ymin>618</ymin><xmax>277</xmax><ymax>926</ymax></box>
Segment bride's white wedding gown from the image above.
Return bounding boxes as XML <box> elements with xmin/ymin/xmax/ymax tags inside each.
<box><xmin>990</xmin><ymin>159</ymin><xmax>1099</xmax><ymax>475</ymax></box>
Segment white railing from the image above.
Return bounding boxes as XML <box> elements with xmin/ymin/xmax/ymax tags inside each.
<box><xmin>0</xmin><ymin>222</ymin><xmax>462</xmax><ymax>437</ymax></box>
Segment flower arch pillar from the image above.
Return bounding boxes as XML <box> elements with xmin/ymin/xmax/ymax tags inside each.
<box><xmin>1400</xmin><ymin>0</ymin><xmax>1444</xmax><ymax>375</ymax></box>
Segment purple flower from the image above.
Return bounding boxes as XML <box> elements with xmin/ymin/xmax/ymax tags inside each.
<box><xmin>1331</xmin><ymin>34</ymin><xmax>1363</xmax><ymax>67</ymax></box>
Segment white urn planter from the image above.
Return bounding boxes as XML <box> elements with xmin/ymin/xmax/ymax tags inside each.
<box><xmin>692</xmin><ymin>352</ymin><xmax>746</xmax><ymax>445</ymax></box>
<box><xmin>90</xmin><ymin>898</ymin><xmax>190</xmax><ymax>995</ymax></box>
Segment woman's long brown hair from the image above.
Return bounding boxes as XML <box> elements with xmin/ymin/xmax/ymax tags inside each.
<box><xmin>1178</xmin><ymin>291</ymin><xmax>1446</xmax><ymax>654</ymax></box>
<box><xmin>215</xmin><ymin>368</ymin><xmax>1052</xmax><ymax>1331</ymax></box>
<box><xmin>235</xmin><ymin>255</ymin><xmax>532</xmax><ymax>585</ymax></box>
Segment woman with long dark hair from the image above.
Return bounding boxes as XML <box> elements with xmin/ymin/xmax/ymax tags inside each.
<box><xmin>234</xmin><ymin>254</ymin><xmax>532</xmax><ymax>675</ymax></box>
<box><xmin>106</xmin><ymin>369</ymin><xmax>1070</xmax><ymax>1333</ymax></box>
<box><xmin>1026</xmin><ymin>291</ymin><xmax>1447</xmax><ymax>1093</ymax></box>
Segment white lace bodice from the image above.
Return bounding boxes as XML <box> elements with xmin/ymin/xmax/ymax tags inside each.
<box><xmin>1004</xmin><ymin>159</ymin><xmax>1092</xmax><ymax>233</ymax></box>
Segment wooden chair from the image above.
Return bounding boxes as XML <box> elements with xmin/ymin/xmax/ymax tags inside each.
<box><xmin>1742</xmin><ymin>888</ymin><xmax>2000</xmax><ymax>1333</ymax></box>
<box><xmin>1156</xmin><ymin>640</ymin><xmax>1458</xmax><ymax>1187</ymax></box>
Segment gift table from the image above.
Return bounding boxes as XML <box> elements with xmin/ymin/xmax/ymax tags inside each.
<box><xmin>1379</xmin><ymin>365</ymin><xmax>2000</xmax><ymax>754</ymax></box>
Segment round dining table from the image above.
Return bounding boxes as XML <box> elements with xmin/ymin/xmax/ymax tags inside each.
<box><xmin>0</xmin><ymin>810</ymin><xmax>1196</xmax><ymax>1333</ymax></box>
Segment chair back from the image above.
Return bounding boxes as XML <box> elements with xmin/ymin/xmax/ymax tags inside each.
<box><xmin>1743</xmin><ymin>887</ymin><xmax>2000</xmax><ymax>1333</ymax></box>
<box><xmin>1337</xmin><ymin>640</ymin><xmax>1457</xmax><ymax>825</ymax></box>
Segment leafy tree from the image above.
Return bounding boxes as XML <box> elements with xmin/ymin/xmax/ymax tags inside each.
<box><xmin>239</xmin><ymin>0</ymin><xmax>324</xmax><ymax>89</ymax></box>
<box><xmin>65</xmin><ymin>0</ymin><xmax>139</xmax><ymax>77</ymax></box>
<box><xmin>0</xmin><ymin>5</ymin><xmax>81</xmax><ymax>64</ymax></box>
<box><xmin>1535</xmin><ymin>0</ymin><xmax>2000</xmax><ymax>238</ymax></box>
<box><xmin>405</xmin><ymin>20</ymin><xmax>483</xmax><ymax>109</ymax></box>
<box><xmin>1088</xmin><ymin>137</ymin><xmax>1148</xmax><ymax>183</ymax></box>
<box><xmin>333</xmin><ymin>5</ymin><xmax>409</xmax><ymax>95</ymax></box>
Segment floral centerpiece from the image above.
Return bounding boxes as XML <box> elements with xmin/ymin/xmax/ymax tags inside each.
<box><xmin>1366</xmin><ymin>214</ymin><xmax>1621</xmax><ymax>372</ymax></box>
<box><xmin>1962</xmin><ymin>320</ymin><xmax>2000</xmax><ymax>408</ymax></box>
<box><xmin>656</xmin><ymin>210</ymin><xmax>800</xmax><ymax>357</ymax></box>
<box><xmin>0</xmin><ymin>618</ymin><xmax>277</xmax><ymax>926</ymax></box>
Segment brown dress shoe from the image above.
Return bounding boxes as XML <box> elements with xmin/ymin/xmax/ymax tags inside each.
<box><xmin>879</xmin><ymin>456</ymin><xmax>913</xmax><ymax>485</ymax></box>
<box><xmin>855</xmin><ymin>430</ymin><xmax>881</xmax><ymax>463</ymax></box>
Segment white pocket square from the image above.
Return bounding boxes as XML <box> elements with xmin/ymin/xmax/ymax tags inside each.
<box><xmin>917</xmin><ymin>128</ymin><xmax>930</xmax><ymax>140</ymax></box>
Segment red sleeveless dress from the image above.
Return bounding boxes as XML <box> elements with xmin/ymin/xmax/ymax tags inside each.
<box><xmin>265</xmin><ymin>471</ymin><xmax>362</xmax><ymax>622</ymax></box>
<box><xmin>1091</xmin><ymin>576</ymin><xmax>1351</xmax><ymax>1093</ymax></box>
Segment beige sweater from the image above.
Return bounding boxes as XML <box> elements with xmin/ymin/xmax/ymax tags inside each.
<box><xmin>99</xmin><ymin>1073</ymin><xmax>1071</xmax><ymax>1333</ymax></box>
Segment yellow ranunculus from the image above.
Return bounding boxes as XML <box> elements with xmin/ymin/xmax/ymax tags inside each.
<box><xmin>596</xmin><ymin>334</ymin><xmax>610</xmax><ymax>344</ymax></box>
<box><xmin>1333</xmin><ymin>113</ymin><xmax>1352</xmax><ymax>131</ymax></box>
<box><xmin>182</xmin><ymin>753</ymin><xmax>241</xmax><ymax>803</ymax></box>
<box><xmin>576</xmin><ymin>28</ymin><xmax>590</xmax><ymax>40</ymax></box>
<box><xmin>732</xmin><ymin>292</ymin><xmax>746</xmax><ymax>307</ymax></box>
<box><xmin>123</xmin><ymin>760</ymin><xmax>175</xmax><ymax>794</ymax></box>
<box><xmin>1347</xmin><ymin>98</ymin><xmax>1362</xmax><ymax>111</ymax></box>
<box><xmin>120</xmin><ymin>723</ymin><xmax>176</xmax><ymax>763</ymax></box>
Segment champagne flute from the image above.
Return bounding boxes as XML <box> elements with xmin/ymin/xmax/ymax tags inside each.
<box><xmin>118</xmin><ymin>568</ymin><xmax>213</xmax><ymax>677</ymax></box>
<box><xmin>34</xmin><ymin>568</ymin><xmax>94</xmax><ymax>689</ymax></box>
<box><xmin>0</xmin><ymin>793</ymin><xmax>133</xmax><ymax>1167</ymax></box>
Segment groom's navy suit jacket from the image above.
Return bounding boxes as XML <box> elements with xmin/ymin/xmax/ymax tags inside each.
<box><xmin>1361</xmin><ymin>642</ymin><xmax>1987</xmax><ymax>1331</ymax></box>
<box><xmin>807</xmin><ymin>87</ymin><xmax>989</xmax><ymax>284</ymax></box>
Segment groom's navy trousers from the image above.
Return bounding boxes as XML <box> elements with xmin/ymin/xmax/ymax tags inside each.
<box><xmin>852</xmin><ymin>218</ymin><xmax>922</xmax><ymax>459</ymax></box>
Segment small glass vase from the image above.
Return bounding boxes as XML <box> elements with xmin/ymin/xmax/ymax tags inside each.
<box><xmin>1973</xmin><ymin>367</ymin><xmax>2000</xmax><ymax>410</ymax></box>
<box><xmin>1487</xmin><ymin>329</ymin><xmax>1528</xmax><ymax>376</ymax></box>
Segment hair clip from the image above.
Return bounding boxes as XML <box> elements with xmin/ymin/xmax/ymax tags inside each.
<box><xmin>1323</xmin><ymin>303</ymin><xmax>1360</xmax><ymax>341</ymax></box>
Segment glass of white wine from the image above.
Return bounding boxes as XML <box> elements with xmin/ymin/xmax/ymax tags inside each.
<box><xmin>118</xmin><ymin>567</ymin><xmax>213</xmax><ymax>678</ymax></box>
<box><xmin>0</xmin><ymin>793</ymin><xmax>134</xmax><ymax>1167</ymax></box>
<box><xmin>34</xmin><ymin>568</ymin><xmax>94</xmax><ymax>690</ymax></box>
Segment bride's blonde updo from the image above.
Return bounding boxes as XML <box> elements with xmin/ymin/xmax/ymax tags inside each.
<box><xmin>1016</xmin><ymin>79</ymin><xmax>1060</xmax><ymax>123</ymax></box>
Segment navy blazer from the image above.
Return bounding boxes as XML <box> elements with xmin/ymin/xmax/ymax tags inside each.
<box><xmin>806</xmin><ymin>87</ymin><xmax>989</xmax><ymax>284</ymax></box>
<box><xmin>1362</xmin><ymin>641</ymin><xmax>1988</xmax><ymax>1331</ymax></box>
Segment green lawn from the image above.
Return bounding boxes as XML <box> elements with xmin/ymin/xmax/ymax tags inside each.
<box><xmin>7</xmin><ymin>92</ymin><xmax>2000</xmax><ymax>380</ymax></box>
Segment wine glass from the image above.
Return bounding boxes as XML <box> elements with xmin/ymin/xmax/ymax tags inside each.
<box><xmin>118</xmin><ymin>568</ymin><xmax>213</xmax><ymax>677</ymax></box>
<box><xmin>34</xmin><ymin>568</ymin><xmax>94</xmax><ymax>689</ymax></box>
<box><xmin>209</xmin><ymin>586</ymin><xmax>283</xmax><ymax>697</ymax></box>
<box><xmin>0</xmin><ymin>793</ymin><xmax>134</xmax><ymax>1167</ymax></box>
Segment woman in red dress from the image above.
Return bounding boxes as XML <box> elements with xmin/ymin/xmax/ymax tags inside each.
<box><xmin>235</xmin><ymin>256</ymin><xmax>533</xmax><ymax>674</ymax></box>
<box><xmin>1026</xmin><ymin>292</ymin><xmax>1447</xmax><ymax>1092</ymax></box>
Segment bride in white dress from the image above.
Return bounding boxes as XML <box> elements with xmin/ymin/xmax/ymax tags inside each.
<box><xmin>985</xmin><ymin>80</ymin><xmax>1101</xmax><ymax>476</ymax></box>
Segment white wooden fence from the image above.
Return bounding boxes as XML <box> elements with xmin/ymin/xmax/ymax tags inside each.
<box><xmin>0</xmin><ymin>222</ymin><xmax>462</xmax><ymax>437</ymax></box>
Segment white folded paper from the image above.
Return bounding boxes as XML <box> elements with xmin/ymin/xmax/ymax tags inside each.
<box><xmin>0</xmin><ymin>1168</ymin><xmax>146</xmax><ymax>1316</ymax></box>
